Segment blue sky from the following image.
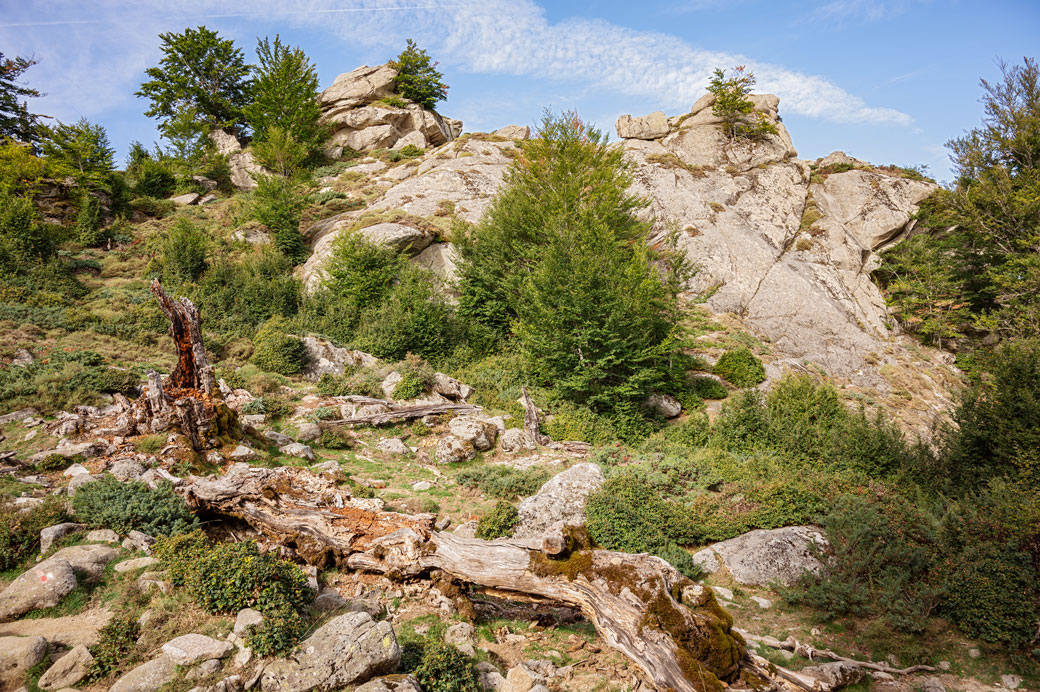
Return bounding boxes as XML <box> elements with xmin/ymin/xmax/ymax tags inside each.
<box><xmin>2</xmin><ymin>0</ymin><xmax>1037</xmax><ymax>182</ymax></box>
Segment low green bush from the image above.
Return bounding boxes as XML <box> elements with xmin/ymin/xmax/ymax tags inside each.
<box><xmin>88</xmin><ymin>613</ymin><xmax>140</xmax><ymax>680</ymax></box>
<box><xmin>132</xmin><ymin>158</ymin><xmax>176</xmax><ymax>198</ymax></box>
<box><xmin>409</xmin><ymin>639</ymin><xmax>483</xmax><ymax>692</ymax></box>
<box><xmin>713</xmin><ymin>347</ymin><xmax>766</xmax><ymax>387</ymax></box>
<box><xmin>475</xmin><ymin>501</ymin><xmax>518</xmax><ymax>539</ymax></box>
<box><xmin>584</xmin><ymin>471</ymin><xmax>699</xmax><ymax>555</ymax></box>
<box><xmin>251</xmin><ymin>318</ymin><xmax>306</xmax><ymax>376</ymax></box>
<box><xmin>456</xmin><ymin>465</ymin><xmax>551</xmax><ymax>499</ymax></box>
<box><xmin>691</xmin><ymin>375</ymin><xmax>728</xmax><ymax>400</ymax></box>
<box><xmin>248</xmin><ymin>604</ymin><xmax>308</xmax><ymax>657</ymax></box>
<box><xmin>161</xmin><ymin>218</ymin><xmax>208</xmax><ymax>285</ymax></box>
<box><xmin>71</xmin><ymin>476</ymin><xmax>198</xmax><ymax>537</ymax></box>
<box><xmin>392</xmin><ymin>354</ymin><xmax>436</xmax><ymax>400</ymax></box>
<box><xmin>0</xmin><ymin>496</ymin><xmax>69</xmax><ymax>571</ymax></box>
<box><xmin>542</xmin><ymin>401</ymin><xmax>617</xmax><ymax>446</ymax></box>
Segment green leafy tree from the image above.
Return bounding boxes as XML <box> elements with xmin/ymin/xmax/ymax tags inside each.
<box><xmin>40</xmin><ymin>118</ymin><xmax>114</xmax><ymax>186</ymax></box>
<box><xmin>162</xmin><ymin>218</ymin><xmax>209</xmax><ymax>285</ymax></box>
<box><xmin>707</xmin><ymin>66</ymin><xmax>778</xmax><ymax>140</ymax></box>
<box><xmin>457</xmin><ymin>111</ymin><xmax>691</xmax><ymax>421</ymax></box>
<box><xmin>251</xmin><ymin>174</ymin><xmax>306</xmax><ymax>262</ymax></box>
<box><xmin>245</xmin><ymin>35</ymin><xmax>326</xmax><ymax>154</ymax></box>
<box><xmin>251</xmin><ymin>125</ymin><xmax>308</xmax><ymax>178</ymax></box>
<box><xmin>0</xmin><ymin>51</ymin><xmax>44</xmax><ymax>144</ymax></box>
<box><xmin>136</xmin><ymin>26</ymin><xmax>252</xmax><ymax>139</ymax></box>
<box><xmin>391</xmin><ymin>39</ymin><xmax>448</xmax><ymax>109</ymax></box>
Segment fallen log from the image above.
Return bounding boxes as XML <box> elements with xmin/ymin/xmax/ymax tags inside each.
<box><xmin>738</xmin><ymin>630</ymin><xmax>934</xmax><ymax>676</ymax></box>
<box><xmin>324</xmin><ymin>402</ymin><xmax>480</xmax><ymax>427</ymax></box>
<box><xmin>179</xmin><ymin>464</ymin><xmax>811</xmax><ymax>692</ymax></box>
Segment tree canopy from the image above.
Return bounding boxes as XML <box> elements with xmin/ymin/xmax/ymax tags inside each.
<box><xmin>1</xmin><ymin>51</ymin><xmax>45</xmax><ymax>144</ymax></box>
<box><xmin>245</xmin><ymin>35</ymin><xmax>325</xmax><ymax>154</ymax></box>
<box><xmin>391</xmin><ymin>39</ymin><xmax>448</xmax><ymax>110</ymax></box>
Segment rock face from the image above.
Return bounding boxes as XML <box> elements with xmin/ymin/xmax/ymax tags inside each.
<box><xmin>513</xmin><ymin>463</ymin><xmax>605</xmax><ymax>540</ymax></box>
<box><xmin>209</xmin><ymin>129</ymin><xmax>266</xmax><ymax>191</ymax></box>
<box><xmin>300</xmin><ymin>336</ymin><xmax>379</xmax><ymax>380</ymax></box>
<box><xmin>693</xmin><ymin>525</ymin><xmax>827</xmax><ymax>586</ymax></box>
<box><xmin>319</xmin><ymin>63</ymin><xmax>462</xmax><ymax>157</ymax></box>
<box><xmin>616</xmin><ymin>111</ymin><xmax>669</xmax><ymax>140</ymax></box>
<box><xmin>260</xmin><ymin>611</ymin><xmax>401</xmax><ymax>692</ymax></box>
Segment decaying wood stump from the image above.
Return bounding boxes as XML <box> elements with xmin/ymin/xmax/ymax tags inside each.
<box><xmin>179</xmin><ymin>465</ymin><xmax>811</xmax><ymax>692</ymax></box>
<box><xmin>118</xmin><ymin>281</ymin><xmax>237</xmax><ymax>450</ymax></box>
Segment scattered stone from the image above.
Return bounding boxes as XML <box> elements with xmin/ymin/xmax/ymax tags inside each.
<box><xmin>0</xmin><ymin>635</ymin><xmax>47</xmax><ymax>689</ymax></box>
<box><xmin>645</xmin><ymin>393</ymin><xmax>682</xmax><ymax>418</ymax></box>
<box><xmin>299</xmin><ymin>337</ymin><xmax>377</xmax><ymax>380</ymax></box>
<box><xmin>0</xmin><ymin>408</ymin><xmax>40</xmax><ymax>424</ymax></box>
<box><xmin>711</xmin><ymin>586</ymin><xmax>734</xmax><ymax>602</ymax></box>
<box><xmin>109</xmin><ymin>459</ymin><xmax>145</xmax><ymax>481</ymax></box>
<box><xmin>436</xmin><ymin>435</ymin><xmax>475</xmax><ymax>464</ymax></box>
<box><xmin>37</xmin><ymin>643</ymin><xmax>93</xmax><ymax>690</ymax></box>
<box><xmin>435</xmin><ymin>516</ymin><xmax>451</xmax><ymax>531</ymax></box>
<box><xmin>355</xmin><ymin>675</ymin><xmax>423</xmax><ymax>692</ymax></box>
<box><xmin>187</xmin><ymin>657</ymin><xmax>223</xmax><ymax>679</ymax></box>
<box><xmin>66</xmin><ymin>473</ymin><xmax>99</xmax><ymax>496</ymax></box>
<box><xmin>263</xmin><ymin>429</ymin><xmax>293</xmax><ymax>446</ymax></box>
<box><xmin>40</xmin><ymin>523</ymin><xmax>85</xmax><ymax>553</ymax></box>
<box><xmin>968</xmin><ymin>648</ymin><xmax>980</xmax><ymax>658</ymax></box>
<box><xmin>513</xmin><ymin>463</ymin><xmax>605</xmax><ymax>539</ymax></box>
<box><xmin>241</xmin><ymin>414</ymin><xmax>266</xmax><ymax>428</ymax></box>
<box><xmin>691</xmin><ymin>548</ymin><xmax>720</xmax><ymax>574</ymax></box>
<box><xmin>312</xmin><ymin>590</ymin><xmax>347</xmax><ymax>613</ymax></box>
<box><xmin>494</xmin><ymin>125</ymin><xmax>531</xmax><ymax>140</ymax></box>
<box><xmin>345</xmin><ymin>597</ymin><xmax>385</xmax><ymax>621</ymax></box>
<box><xmin>11</xmin><ymin>348</ymin><xmax>35</xmax><ymax>367</ymax></box>
<box><xmin>86</xmin><ymin>529</ymin><xmax>119</xmax><ymax>544</ymax></box>
<box><xmin>108</xmin><ymin>655</ymin><xmax>178</xmax><ymax>692</ymax></box>
<box><xmin>45</xmin><ymin>545</ymin><xmax>118</xmax><ymax>581</ymax></box>
<box><xmin>298</xmin><ymin>423</ymin><xmax>321</xmax><ymax>442</ymax></box>
<box><xmin>162</xmin><ymin>633</ymin><xmax>234</xmax><ymax>666</ymax></box>
<box><xmin>234</xmin><ymin>609</ymin><xmax>264</xmax><ymax>637</ymax></box>
<box><xmin>706</xmin><ymin>526</ymin><xmax>827</xmax><ymax>586</ymax></box>
<box><xmin>114</xmin><ymin>557</ymin><xmax>158</xmax><ymax>573</ymax></box>
<box><xmin>62</xmin><ymin>464</ymin><xmax>89</xmax><ymax>478</ymax></box>
<box><xmin>498</xmin><ymin>428</ymin><xmax>533</xmax><ymax>453</ymax></box>
<box><xmin>280</xmin><ymin>442</ymin><xmax>315</xmax><ymax>461</ymax></box>
<box><xmin>0</xmin><ymin>558</ymin><xmax>77</xmax><ymax>622</ymax></box>
<box><xmin>921</xmin><ymin>677</ymin><xmax>946</xmax><ymax>692</ymax></box>
<box><xmin>411</xmin><ymin>480</ymin><xmax>432</xmax><ymax>492</ymax></box>
<box><xmin>445</xmin><ymin>622</ymin><xmax>475</xmax><ymax>648</ymax></box>
<box><xmin>31</xmin><ymin>442</ymin><xmax>100</xmax><ymax>464</ymax></box>
<box><xmin>377</xmin><ymin>438</ymin><xmax>410</xmax><ymax>455</ymax></box>
<box><xmin>802</xmin><ymin>662</ymin><xmax>864</xmax><ymax>689</ymax></box>
<box><xmin>432</xmin><ymin>372</ymin><xmax>473</xmax><ymax>401</ymax></box>
<box><xmin>1002</xmin><ymin>675</ymin><xmax>1022</xmax><ymax>690</ymax></box>
<box><xmin>260</xmin><ymin>612</ymin><xmax>400</xmax><ymax>692</ymax></box>
<box><xmin>453</xmin><ymin>520</ymin><xmax>478</xmax><ymax>539</ymax></box>
<box><xmin>171</xmin><ymin>192</ymin><xmax>200</xmax><ymax>206</ymax></box>
<box><xmin>750</xmin><ymin>596</ymin><xmax>772</xmax><ymax>609</ymax></box>
<box><xmin>229</xmin><ymin>445</ymin><xmax>259</xmax><ymax>462</ymax></box>
<box><xmin>448</xmin><ymin>416</ymin><xmax>498</xmax><ymax>451</ymax></box>
<box><xmin>122</xmin><ymin>530</ymin><xmax>156</xmax><ymax>554</ymax></box>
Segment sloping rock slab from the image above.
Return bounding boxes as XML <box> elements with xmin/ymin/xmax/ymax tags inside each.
<box><xmin>513</xmin><ymin>463</ymin><xmax>604</xmax><ymax>540</ymax></box>
<box><xmin>705</xmin><ymin>525</ymin><xmax>827</xmax><ymax>586</ymax></box>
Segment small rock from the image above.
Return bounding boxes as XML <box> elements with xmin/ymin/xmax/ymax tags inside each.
<box><xmin>968</xmin><ymin>648</ymin><xmax>980</xmax><ymax>658</ymax></box>
<box><xmin>138</xmin><ymin>610</ymin><xmax>154</xmax><ymax>628</ymax></box>
<box><xmin>109</xmin><ymin>459</ymin><xmax>145</xmax><ymax>481</ymax></box>
<box><xmin>646</xmin><ymin>392</ymin><xmax>682</xmax><ymax>418</ymax></box>
<box><xmin>66</xmin><ymin>473</ymin><xmax>99</xmax><ymax>496</ymax></box>
<box><xmin>691</xmin><ymin>548</ymin><xmax>720</xmax><ymax>574</ymax></box>
<box><xmin>234</xmin><ymin>608</ymin><xmax>264</xmax><ymax>637</ymax></box>
<box><xmin>750</xmin><ymin>596</ymin><xmax>772</xmax><ymax>609</ymax></box>
<box><xmin>11</xmin><ymin>348</ymin><xmax>34</xmax><ymax>367</ymax></box>
<box><xmin>711</xmin><ymin>586</ymin><xmax>734</xmax><ymax>602</ymax></box>
<box><xmin>240</xmin><ymin>414</ymin><xmax>265</xmax><ymax>427</ymax></box>
<box><xmin>229</xmin><ymin>445</ymin><xmax>258</xmax><ymax>462</ymax></box>
<box><xmin>493</xmin><ymin>125</ymin><xmax>531</xmax><ymax>140</ymax></box>
<box><xmin>162</xmin><ymin>633</ymin><xmax>234</xmax><ymax>666</ymax></box>
<box><xmin>263</xmin><ymin>429</ymin><xmax>292</xmax><ymax>446</ymax></box>
<box><xmin>114</xmin><ymin>557</ymin><xmax>159</xmax><ymax>573</ymax></box>
<box><xmin>1002</xmin><ymin>675</ymin><xmax>1022</xmax><ymax>690</ymax></box>
<box><xmin>280</xmin><ymin>443</ymin><xmax>315</xmax><ymax>462</ymax></box>
<box><xmin>123</xmin><ymin>530</ymin><xmax>156</xmax><ymax>554</ymax></box>
<box><xmin>435</xmin><ymin>516</ymin><xmax>451</xmax><ymax>531</ymax></box>
<box><xmin>448</xmin><ymin>416</ymin><xmax>498</xmax><ymax>451</ymax></box>
<box><xmin>297</xmin><ymin>423</ymin><xmax>321</xmax><ymax>442</ymax></box>
<box><xmin>137</xmin><ymin>571</ymin><xmax>171</xmax><ymax>595</ymax></box>
<box><xmin>86</xmin><ymin>529</ymin><xmax>119</xmax><ymax>544</ymax></box>
<box><xmin>937</xmin><ymin>660</ymin><xmax>951</xmax><ymax>671</ymax></box>
<box><xmin>922</xmin><ymin>677</ymin><xmax>945</xmax><ymax>692</ymax></box>
<box><xmin>445</xmin><ymin>622</ymin><xmax>475</xmax><ymax>647</ymax></box>
<box><xmin>40</xmin><ymin>523</ymin><xmax>84</xmax><ymax>553</ymax></box>
<box><xmin>411</xmin><ymin>480</ymin><xmax>432</xmax><ymax>492</ymax></box>
<box><xmin>37</xmin><ymin>643</ymin><xmax>93</xmax><ymax>690</ymax></box>
<box><xmin>170</xmin><ymin>192</ymin><xmax>200</xmax><ymax>206</ymax></box>
<box><xmin>802</xmin><ymin>662</ymin><xmax>864</xmax><ymax>689</ymax></box>
<box><xmin>47</xmin><ymin>544</ymin><xmax>119</xmax><ymax>581</ymax></box>
<box><xmin>0</xmin><ymin>635</ymin><xmax>47</xmax><ymax>688</ymax></box>
<box><xmin>377</xmin><ymin>437</ymin><xmax>410</xmax><ymax>455</ymax></box>
<box><xmin>62</xmin><ymin>463</ymin><xmax>89</xmax><ymax>478</ymax></box>
<box><xmin>355</xmin><ymin>675</ymin><xmax>423</xmax><ymax>692</ymax></box>
<box><xmin>312</xmin><ymin>590</ymin><xmax>347</xmax><ymax>613</ymax></box>
<box><xmin>436</xmin><ymin>435</ymin><xmax>475</xmax><ymax>464</ymax></box>
<box><xmin>498</xmin><ymin>428</ymin><xmax>533</xmax><ymax>453</ymax></box>
<box><xmin>453</xmin><ymin>520</ymin><xmax>478</xmax><ymax>539</ymax></box>
<box><xmin>0</xmin><ymin>559</ymin><xmax>78</xmax><ymax>621</ymax></box>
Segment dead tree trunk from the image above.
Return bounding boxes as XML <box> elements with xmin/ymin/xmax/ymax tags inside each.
<box><xmin>178</xmin><ymin>465</ymin><xmax>811</xmax><ymax>692</ymax></box>
<box><xmin>118</xmin><ymin>281</ymin><xmax>236</xmax><ymax>450</ymax></box>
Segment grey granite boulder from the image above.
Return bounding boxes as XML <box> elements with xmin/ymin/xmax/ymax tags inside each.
<box><xmin>108</xmin><ymin>655</ymin><xmax>178</xmax><ymax>692</ymax></box>
<box><xmin>513</xmin><ymin>463</ymin><xmax>604</xmax><ymax>540</ymax></box>
<box><xmin>696</xmin><ymin>525</ymin><xmax>827</xmax><ymax>586</ymax></box>
<box><xmin>0</xmin><ymin>560</ymin><xmax>77</xmax><ymax>621</ymax></box>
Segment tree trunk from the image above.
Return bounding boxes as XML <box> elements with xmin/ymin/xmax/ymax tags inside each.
<box><xmin>177</xmin><ymin>465</ymin><xmax>812</xmax><ymax>692</ymax></box>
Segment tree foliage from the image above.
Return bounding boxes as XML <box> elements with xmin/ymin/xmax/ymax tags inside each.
<box><xmin>40</xmin><ymin>118</ymin><xmax>114</xmax><ymax>186</ymax></box>
<box><xmin>391</xmin><ymin>39</ymin><xmax>448</xmax><ymax>109</ymax></box>
<box><xmin>245</xmin><ymin>35</ymin><xmax>326</xmax><ymax>155</ymax></box>
<box><xmin>137</xmin><ymin>26</ymin><xmax>252</xmax><ymax>139</ymax></box>
<box><xmin>707</xmin><ymin>66</ymin><xmax>778</xmax><ymax>140</ymax></box>
<box><xmin>0</xmin><ymin>51</ymin><xmax>44</xmax><ymax>144</ymax></box>
<box><xmin>457</xmin><ymin>111</ymin><xmax>690</xmax><ymax>420</ymax></box>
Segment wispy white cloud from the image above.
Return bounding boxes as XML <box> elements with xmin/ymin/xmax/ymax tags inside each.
<box><xmin>0</xmin><ymin>0</ymin><xmax>912</xmax><ymax>127</ymax></box>
<box><xmin>808</xmin><ymin>0</ymin><xmax>926</xmax><ymax>24</ymax></box>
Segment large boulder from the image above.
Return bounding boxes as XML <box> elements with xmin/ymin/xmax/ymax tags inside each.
<box><xmin>436</xmin><ymin>435</ymin><xmax>475</xmax><ymax>464</ymax></box>
<box><xmin>0</xmin><ymin>635</ymin><xmax>47</xmax><ymax>689</ymax></box>
<box><xmin>260</xmin><ymin>611</ymin><xmax>401</xmax><ymax>692</ymax></box>
<box><xmin>358</xmin><ymin>222</ymin><xmax>435</xmax><ymax>255</ymax></box>
<box><xmin>108</xmin><ymin>655</ymin><xmax>178</xmax><ymax>692</ymax></box>
<box><xmin>320</xmin><ymin>64</ymin><xmax>398</xmax><ymax>113</ymax></box>
<box><xmin>37</xmin><ymin>643</ymin><xmax>93</xmax><ymax>690</ymax></box>
<box><xmin>0</xmin><ymin>559</ymin><xmax>77</xmax><ymax>622</ymax></box>
<box><xmin>40</xmin><ymin>522</ymin><xmax>85</xmax><ymax>553</ymax></box>
<box><xmin>693</xmin><ymin>525</ymin><xmax>827</xmax><ymax>586</ymax></box>
<box><xmin>161</xmin><ymin>633</ymin><xmax>234</xmax><ymax>665</ymax></box>
<box><xmin>616</xmin><ymin>111</ymin><xmax>669</xmax><ymax>140</ymax></box>
<box><xmin>513</xmin><ymin>463</ymin><xmax>605</xmax><ymax>540</ymax></box>
<box><xmin>44</xmin><ymin>544</ymin><xmax>120</xmax><ymax>582</ymax></box>
<box><xmin>300</xmin><ymin>337</ymin><xmax>379</xmax><ymax>380</ymax></box>
<box><xmin>448</xmin><ymin>416</ymin><xmax>498</xmax><ymax>451</ymax></box>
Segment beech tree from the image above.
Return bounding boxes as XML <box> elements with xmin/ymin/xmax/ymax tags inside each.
<box><xmin>40</xmin><ymin>118</ymin><xmax>114</xmax><ymax>185</ymax></box>
<box><xmin>136</xmin><ymin>26</ymin><xmax>252</xmax><ymax>138</ymax></box>
<box><xmin>245</xmin><ymin>35</ymin><xmax>325</xmax><ymax>155</ymax></box>
<box><xmin>707</xmin><ymin>66</ymin><xmax>777</xmax><ymax>140</ymax></box>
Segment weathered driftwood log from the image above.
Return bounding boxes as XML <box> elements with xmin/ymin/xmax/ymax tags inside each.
<box><xmin>118</xmin><ymin>281</ymin><xmax>236</xmax><ymax>450</ymax></box>
<box><xmin>325</xmin><ymin>402</ymin><xmax>481</xmax><ymax>427</ymax></box>
<box><xmin>178</xmin><ymin>465</ymin><xmax>812</xmax><ymax>692</ymax></box>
